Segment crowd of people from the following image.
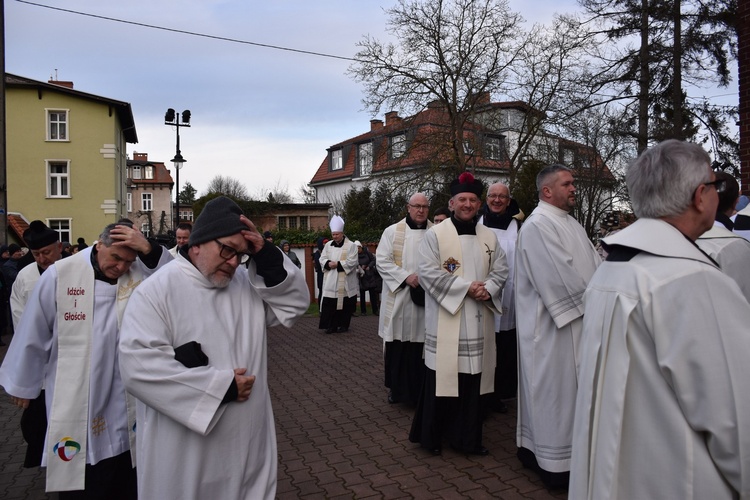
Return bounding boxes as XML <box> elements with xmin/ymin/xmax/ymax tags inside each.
<box><xmin>2</xmin><ymin>139</ymin><xmax>750</xmax><ymax>498</ymax></box>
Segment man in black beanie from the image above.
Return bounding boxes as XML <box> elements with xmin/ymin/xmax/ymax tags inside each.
<box><xmin>119</xmin><ymin>196</ymin><xmax>309</xmax><ymax>499</ymax></box>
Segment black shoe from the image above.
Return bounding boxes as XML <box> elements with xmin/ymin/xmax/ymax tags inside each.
<box><xmin>430</xmin><ymin>447</ymin><xmax>442</xmax><ymax>456</ymax></box>
<box><xmin>387</xmin><ymin>391</ymin><xmax>397</xmax><ymax>404</ymax></box>
<box><xmin>470</xmin><ymin>446</ymin><xmax>489</xmax><ymax>456</ymax></box>
<box><xmin>324</xmin><ymin>328</ymin><xmax>334</xmax><ymax>334</ymax></box>
<box><xmin>337</xmin><ymin>327</ymin><xmax>349</xmax><ymax>333</ymax></box>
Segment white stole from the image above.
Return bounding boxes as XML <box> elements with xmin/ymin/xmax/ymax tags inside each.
<box><xmin>432</xmin><ymin>220</ymin><xmax>496</xmax><ymax>397</ymax></box>
<box><xmin>335</xmin><ymin>240</ymin><xmax>352</xmax><ymax>309</ymax></box>
<box><xmin>46</xmin><ymin>251</ymin><xmax>143</xmax><ymax>492</ymax></box>
<box><xmin>382</xmin><ymin>220</ymin><xmax>406</xmax><ymax>331</ymax></box>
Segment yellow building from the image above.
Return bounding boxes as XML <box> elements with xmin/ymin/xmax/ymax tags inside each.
<box><xmin>5</xmin><ymin>73</ymin><xmax>137</xmax><ymax>245</ymax></box>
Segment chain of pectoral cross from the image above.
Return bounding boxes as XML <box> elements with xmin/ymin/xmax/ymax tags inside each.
<box><xmin>484</xmin><ymin>243</ymin><xmax>494</xmax><ymax>270</ymax></box>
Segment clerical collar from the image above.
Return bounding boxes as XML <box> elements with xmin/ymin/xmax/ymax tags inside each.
<box><xmin>481</xmin><ymin>199</ymin><xmax>521</xmax><ymax>230</ymax></box>
<box><xmin>715</xmin><ymin>212</ymin><xmax>734</xmax><ymax>231</ymax></box>
<box><xmin>451</xmin><ymin>215</ymin><xmax>477</xmax><ymax>235</ymax></box>
<box><xmin>90</xmin><ymin>245</ymin><xmax>117</xmax><ymax>285</ymax></box>
<box><xmin>405</xmin><ymin>213</ymin><xmax>427</xmax><ymax>230</ymax></box>
<box><xmin>331</xmin><ymin>238</ymin><xmax>345</xmax><ymax>248</ymax></box>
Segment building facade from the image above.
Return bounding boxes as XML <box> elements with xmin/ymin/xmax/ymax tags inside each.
<box><xmin>5</xmin><ymin>73</ymin><xmax>137</xmax><ymax>244</ymax></box>
<box><xmin>126</xmin><ymin>152</ymin><xmax>174</xmax><ymax>237</ymax></box>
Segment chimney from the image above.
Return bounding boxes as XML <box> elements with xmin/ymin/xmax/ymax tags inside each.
<box><xmin>385</xmin><ymin>111</ymin><xmax>401</xmax><ymax>126</ymax></box>
<box><xmin>476</xmin><ymin>91</ymin><xmax>491</xmax><ymax>105</ymax></box>
<box><xmin>133</xmin><ymin>152</ymin><xmax>148</xmax><ymax>161</ymax></box>
<box><xmin>370</xmin><ymin>119</ymin><xmax>384</xmax><ymax>131</ymax></box>
<box><xmin>48</xmin><ymin>80</ymin><xmax>74</xmax><ymax>89</ymax></box>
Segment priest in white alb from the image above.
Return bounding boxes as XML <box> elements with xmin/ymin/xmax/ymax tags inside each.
<box><xmin>515</xmin><ymin>164</ymin><xmax>600</xmax><ymax>489</ymax></box>
<box><xmin>570</xmin><ymin>140</ymin><xmax>750</xmax><ymax>499</ymax></box>
<box><xmin>118</xmin><ymin>196</ymin><xmax>309</xmax><ymax>500</ymax></box>
<box><xmin>696</xmin><ymin>170</ymin><xmax>750</xmax><ymax>302</ymax></box>
<box><xmin>376</xmin><ymin>192</ymin><xmax>432</xmax><ymax>405</ymax></box>
<box><xmin>409</xmin><ymin>172</ymin><xmax>508</xmax><ymax>456</ymax></box>
<box><xmin>0</xmin><ymin>220</ymin><xmax>171</xmax><ymax>497</ymax></box>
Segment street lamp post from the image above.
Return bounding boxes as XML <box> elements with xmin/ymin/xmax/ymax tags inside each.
<box><xmin>164</xmin><ymin>108</ymin><xmax>191</xmax><ymax>230</ymax></box>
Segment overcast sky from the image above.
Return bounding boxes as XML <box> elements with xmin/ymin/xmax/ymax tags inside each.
<box><xmin>6</xmin><ymin>0</ymin><xmax>738</xmax><ymax>200</ymax></box>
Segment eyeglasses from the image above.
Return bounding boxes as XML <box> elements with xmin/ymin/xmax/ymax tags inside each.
<box><xmin>703</xmin><ymin>179</ymin><xmax>727</xmax><ymax>194</ymax></box>
<box><xmin>408</xmin><ymin>204</ymin><xmax>430</xmax><ymax>211</ymax></box>
<box><xmin>215</xmin><ymin>240</ymin><xmax>251</xmax><ymax>264</ymax></box>
<box><xmin>487</xmin><ymin>194</ymin><xmax>510</xmax><ymax>200</ymax></box>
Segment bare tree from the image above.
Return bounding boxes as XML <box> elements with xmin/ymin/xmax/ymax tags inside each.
<box><xmin>205</xmin><ymin>175</ymin><xmax>249</xmax><ymax>200</ymax></box>
<box><xmin>348</xmin><ymin>0</ymin><xmax>524</xmax><ymax>177</ymax></box>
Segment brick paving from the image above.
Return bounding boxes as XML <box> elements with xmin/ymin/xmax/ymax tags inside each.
<box><xmin>0</xmin><ymin>314</ymin><xmax>568</xmax><ymax>499</ymax></box>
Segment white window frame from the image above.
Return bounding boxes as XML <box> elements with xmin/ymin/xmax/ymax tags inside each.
<box><xmin>179</xmin><ymin>210</ymin><xmax>193</xmax><ymax>221</ymax></box>
<box><xmin>47</xmin><ymin>109</ymin><xmax>69</xmax><ymax>141</ymax></box>
<box><xmin>562</xmin><ymin>148</ymin><xmax>575</xmax><ymax>166</ymax></box>
<box><xmin>331</xmin><ymin>149</ymin><xmax>343</xmax><ymax>171</ymax></box>
<box><xmin>141</xmin><ymin>223</ymin><xmax>151</xmax><ymax>237</ymax></box>
<box><xmin>47</xmin><ymin>218</ymin><xmax>72</xmax><ymax>243</ymax></box>
<box><xmin>127</xmin><ymin>193</ymin><xmax>132</xmax><ymax>212</ymax></box>
<box><xmin>141</xmin><ymin>192</ymin><xmax>153</xmax><ymax>211</ymax></box>
<box><xmin>144</xmin><ymin>166</ymin><xmax>154</xmax><ymax>179</ymax></box>
<box><xmin>357</xmin><ymin>142</ymin><xmax>373</xmax><ymax>177</ymax></box>
<box><xmin>132</xmin><ymin>165</ymin><xmax>142</xmax><ymax>179</ymax></box>
<box><xmin>391</xmin><ymin>133</ymin><xmax>406</xmax><ymax>159</ymax></box>
<box><xmin>485</xmin><ymin>136</ymin><xmax>503</xmax><ymax>160</ymax></box>
<box><xmin>47</xmin><ymin>160</ymin><xmax>71</xmax><ymax>198</ymax></box>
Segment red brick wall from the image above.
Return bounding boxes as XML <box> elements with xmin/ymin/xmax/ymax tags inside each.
<box><xmin>740</xmin><ymin>0</ymin><xmax>750</xmax><ymax>194</ymax></box>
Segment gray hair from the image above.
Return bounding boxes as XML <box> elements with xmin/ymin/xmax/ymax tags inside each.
<box><xmin>536</xmin><ymin>164</ymin><xmax>571</xmax><ymax>193</ymax></box>
<box><xmin>626</xmin><ymin>140</ymin><xmax>711</xmax><ymax>219</ymax></box>
<box><xmin>98</xmin><ymin>219</ymin><xmax>134</xmax><ymax>247</ymax></box>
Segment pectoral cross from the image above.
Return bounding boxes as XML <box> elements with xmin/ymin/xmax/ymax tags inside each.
<box><xmin>484</xmin><ymin>243</ymin><xmax>494</xmax><ymax>269</ymax></box>
<box><xmin>475</xmin><ymin>309</ymin><xmax>483</xmax><ymax>324</ymax></box>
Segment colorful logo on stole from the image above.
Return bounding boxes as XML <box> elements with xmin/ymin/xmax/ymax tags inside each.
<box><xmin>53</xmin><ymin>436</ymin><xmax>81</xmax><ymax>461</ymax></box>
<box><xmin>443</xmin><ymin>257</ymin><xmax>461</xmax><ymax>274</ymax></box>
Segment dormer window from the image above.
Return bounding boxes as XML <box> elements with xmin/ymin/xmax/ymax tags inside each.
<box><xmin>132</xmin><ymin>165</ymin><xmax>142</xmax><ymax>179</ymax></box>
<box><xmin>485</xmin><ymin>136</ymin><xmax>503</xmax><ymax>160</ymax></box>
<box><xmin>357</xmin><ymin>142</ymin><xmax>373</xmax><ymax>177</ymax></box>
<box><xmin>144</xmin><ymin>166</ymin><xmax>154</xmax><ymax>179</ymax></box>
<box><xmin>331</xmin><ymin>149</ymin><xmax>343</xmax><ymax>171</ymax></box>
<box><xmin>391</xmin><ymin>133</ymin><xmax>406</xmax><ymax>159</ymax></box>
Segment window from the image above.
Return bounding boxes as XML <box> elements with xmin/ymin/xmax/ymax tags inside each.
<box><xmin>331</xmin><ymin>149</ymin><xmax>343</xmax><ymax>171</ymax></box>
<box><xmin>463</xmin><ymin>140</ymin><xmax>475</xmax><ymax>156</ymax></box>
<box><xmin>179</xmin><ymin>210</ymin><xmax>193</xmax><ymax>221</ymax></box>
<box><xmin>47</xmin><ymin>161</ymin><xmax>70</xmax><ymax>198</ymax></box>
<box><xmin>141</xmin><ymin>193</ymin><xmax>153</xmax><ymax>211</ymax></box>
<box><xmin>132</xmin><ymin>165</ymin><xmax>142</xmax><ymax>179</ymax></box>
<box><xmin>278</xmin><ymin>216</ymin><xmax>287</xmax><ymax>229</ymax></box>
<box><xmin>357</xmin><ymin>142</ymin><xmax>373</xmax><ymax>177</ymax></box>
<box><xmin>127</xmin><ymin>193</ymin><xmax>132</xmax><ymax>212</ymax></box>
<box><xmin>47</xmin><ymin>110</ymin><xmax>68</xmax><ymax>141</ymax></box>
<box><xmin>288</xmin><ymin>217</ymin><xmax>298</xmax><ymax>229</ymax></box>
<box><xmin>299</xmin><ymin>216</ymin><xmax>309</xmax><ymax>230</ymax></box>
<box><xmin>141</xmin><ymin>223</ymin><xmax>151</xmax><ymax>237</ymax></box>
<box><xmin>391</xmin><ymin>134</ymin><xmax>407</xmax><ymax>159</ymax></box>
<box><xmin>144</xmin><ymin>166</ymin><xmax>154</xmax><ymax>179</ymax></box>
<box><xmin>48</xmin><ymin>219</ymin><xmax>71</xmax><ymax>243</ymax></box>
<box><xmin>485</xmin><ymin>136</ymin><xmax>503</xmax><ymax>160</ymax></box>
<box><xmin>562</xmin><ymin>148</ymin><xmax>575</xmax><ymax>166</ymax></box>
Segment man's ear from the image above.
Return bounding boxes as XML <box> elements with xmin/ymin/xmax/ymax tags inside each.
<box><xmin>693</xmin><ymin>184</ymin><xmax>710</xmax><ymax>213</ymax></box>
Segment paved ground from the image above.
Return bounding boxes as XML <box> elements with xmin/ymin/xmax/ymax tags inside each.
<box><xmin>0</xmin><ymin>314</ymin><xmax>568</xmax><ymax>499</ymax></box>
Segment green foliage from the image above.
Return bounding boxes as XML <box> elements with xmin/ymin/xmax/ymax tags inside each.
<box><xmin>510</xmin><ymin>159</ymin><xmax>545</xmax><ymax>218</ymax></box>
<box><xmin>341</xmin><ymin>184</ymin><xmax>409</xmax><ymax>242</ymax></box>
<box><xmin>178</xmin><ymin>182</ymin><xmax>197</xmax><ymax>205</ymax></box>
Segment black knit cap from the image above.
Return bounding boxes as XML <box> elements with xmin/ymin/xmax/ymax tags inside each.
<box><xmin>189</xmin><ymin>196</ymin><xmax>247</xmax><ymax>247</ymax></box>
<box><xmin>23</xmin><ymin>220</ymin><xmax>60</xmax><ymax>250</ymax></box>
<box><xmin>450</xmin><ymin>171</ymin><xmax>483</xmax><ymax>197</ymax></box>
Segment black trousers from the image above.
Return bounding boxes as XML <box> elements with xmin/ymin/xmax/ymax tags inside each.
<box><xmin>359</xmin><ymin>288</ymin><xmax>380</xmax><ymax>314</ymax></box>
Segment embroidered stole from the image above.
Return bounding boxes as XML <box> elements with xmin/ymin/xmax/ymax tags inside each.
<box><xmin>432</xmin><ymin>220</ymin><xmax>497</xmax><ymax>397</ymax></box>
<box><xmin>46</xmin><ymin>251</ymin><xmax>143</xmax><ymax>491</ymax></box>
